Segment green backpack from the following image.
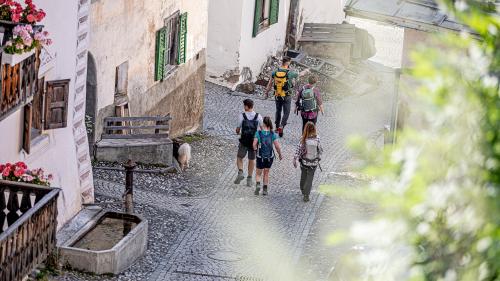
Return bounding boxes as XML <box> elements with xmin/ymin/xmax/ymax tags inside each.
<box><xmin>301</xmin><ymin>86</ymin><xmax>317</xmax><ymax>112</ymax></box>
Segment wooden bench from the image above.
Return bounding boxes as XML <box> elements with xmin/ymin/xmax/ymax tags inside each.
<box><xmin>95</xmin><ymin>116</ymin><xmax>174</xmax><ymax>165</ymax></box>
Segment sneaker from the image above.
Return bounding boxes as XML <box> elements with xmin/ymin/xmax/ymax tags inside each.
<box><xmin>262</xmin><ymin>186</ymin><xmax>268</xmax><ymax>196</ymax></box>
<box><xmin>254</xmin><ymin>187</ymin><xmax>260</xmax><ymax>195</ymax></box>
<box><xmin>234</xmin><ymin>173</ymin><xmax>245</xmax><ymax>184</ymax></box>
<box><xmin>246</xmin><ymin>177</ymin><xmax>253</xmax><ymax>187</ymax></box>
<box><xmin>303</xmin><ymin>195</ymin><xmax>310</xmax><ymax>202</ymax></box>
<box><xmin>277</xmin><ymin>127</ymin><xmax>283</xmax><ymax>138</ymax></box>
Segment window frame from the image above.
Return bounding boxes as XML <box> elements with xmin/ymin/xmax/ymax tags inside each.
<box><xmin>253</xmin><ymin>0</ymin><xmax>279</xmax><ymax>37</ymax></box>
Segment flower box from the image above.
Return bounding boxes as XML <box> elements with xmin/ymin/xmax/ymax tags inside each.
<box><xmin>1</xmin><ymin>49</ymin><xmax>34</xmax><ymax>65</ymax></box>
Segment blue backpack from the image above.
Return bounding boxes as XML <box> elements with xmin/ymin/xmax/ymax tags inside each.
<box><xmin>257</xmin><ymin>131</ymin><xmax>275</xmax><ymax>160</ymax></box>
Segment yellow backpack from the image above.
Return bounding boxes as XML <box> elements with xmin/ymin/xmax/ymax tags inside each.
<box><xmin>273</xmin><ymin>69</ymin><xmax>290</xmax><ymax>97</ymax></box>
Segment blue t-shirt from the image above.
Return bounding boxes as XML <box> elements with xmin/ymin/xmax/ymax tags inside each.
<box><xmin>254</xmin><ymin>130</ymin><xmax>278</xmax><ymax>143</ymax></box>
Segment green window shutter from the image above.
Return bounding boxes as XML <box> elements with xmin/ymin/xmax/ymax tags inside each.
<box><xmin>155</xmin><ymin>27</ymin><xmax>167</xmax><ymax>81</ymax></box>
<box><xmin>269</xmin><ymin>0</ymin><xmax>279</xmax><ymax>25</ymax></box>
<box><xmin>163</xmin><ymin>23</ymin><xmax>171</xmax><ymax>78</ymax></box>
<box><xmin>177</xmin><ymin>12</ymin><xmax>188</xmax><ymax>64</ymax></box>
<box><xmin>252</xmin><ymin>0</ymin><xmax>263</xmax><ymax>37</ymax></box>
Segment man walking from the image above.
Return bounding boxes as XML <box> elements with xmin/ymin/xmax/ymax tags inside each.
<box><xmin>235</xmin><ymin>99</ymin><xmax>263</xmax><ymax>186</ymax></box>
<box><xmin>295</xmin><ymin>75</ymin><xmax>324</xmax><ymax>132</ymax></box>
<box><xmin>265</xmin><ymin>57</ymin><xmax>309</xmax><ymax>138</ymax></box>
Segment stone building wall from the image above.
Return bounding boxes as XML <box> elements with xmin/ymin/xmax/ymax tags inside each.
<box><xmin>89</xmin><ymin>0</ymin><xmax>208</xmax><ymax>142</ymax></box>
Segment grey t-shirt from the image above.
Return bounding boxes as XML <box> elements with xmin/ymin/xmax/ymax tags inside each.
<box><xmin>236</xmin><ymin>111</ymin><xmax>264</xmax><ymax>128</ymax></box>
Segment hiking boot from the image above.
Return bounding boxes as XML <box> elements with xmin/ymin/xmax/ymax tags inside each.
<box><xmin>246</xmin><ymin>177</ymin><xmax>253</xmax><ymax>187</ymax></box>
<box><xmin>262</xmin><ymin>186</ymin><xmax>268</xmax><ymax>196</ymax></box>
<box><xmin>303</xmin><ymin>195</ymin><xmax>310</xmax><ymax>202</ymax></box>
<box><xmin>234</xmin><ymin>173</ymin><xmax>245</xmax><ymax>184</ymax></box>
<box><xmin>277</xmin><ymin>127</ymin><xmax>284</xmax><ymax>138</ymax></box>
<box><xmin>254</xmin><ymin>187</ymin><xmax>260</xmax><ymax>195</ymax></box>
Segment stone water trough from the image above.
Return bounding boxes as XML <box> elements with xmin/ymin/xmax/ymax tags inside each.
<box><xmin>59</xmin><ymin>211</ymin><xmax>147</xmax><ymax>275</ymax></box>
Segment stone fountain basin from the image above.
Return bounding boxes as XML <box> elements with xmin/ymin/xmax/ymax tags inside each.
<box><xmin>59</xmin><ymin>211</ymin><xmax>148</xmax><ymax>275</ymax></box>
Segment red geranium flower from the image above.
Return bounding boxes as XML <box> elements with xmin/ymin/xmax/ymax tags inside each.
<box><xmin>11</xmin><ymin>13</ymin><xmax>20</xmax><ymax>22</ymax></box>
<box><xmin>26</xmin><ymin>13</ymin><xmax>35</xmax><ymax>22</ymax></box>
<box><xmin>15</xmin><ymin>161</ymin><xmax>27</xmax><ymax>169</ymax></box>
<box><xmin>13</xmin><ymin>167</ymin><xmax>25</xmax><ymax>178</ymax></box>
<box><xmin>2</xmin><ymin>167</ymin><xmax>11</xmax><ymax>177</ymax></box>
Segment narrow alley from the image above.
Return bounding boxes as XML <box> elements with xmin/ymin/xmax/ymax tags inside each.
<box><xmin>52</xmin><ymin>80</ymin><xmax>391</xmax><ymax>281</ymax></box>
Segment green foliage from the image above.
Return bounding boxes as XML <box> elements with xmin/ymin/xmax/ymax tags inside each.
<box><xmin>328</xmin><ymin>1</ymin><xmax>500</xmax><ymax>280</ymax></box>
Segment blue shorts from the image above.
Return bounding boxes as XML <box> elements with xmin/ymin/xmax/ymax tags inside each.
<box><xmin>256</xmin><ymin>157</ymin><xmax>274</xmax><ymax>169</ymax></box>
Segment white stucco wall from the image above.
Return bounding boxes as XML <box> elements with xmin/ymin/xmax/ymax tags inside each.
<box><xmin>0</xmin><ymin>0</ymin><xmax>84</xmax><ymax>226</ymax></box>
<box><xmin>90</xmin><ymin>0</ymin><xmax>208</xmax><ymax>115</ymax></box>
<box><xmin>206</xmin><ymin>0</ymin><xmax>291</xmax><ymax>84</ymax></box>
<box><xmin>207</xmin><ymin>0</ymin><xmax>243</xmax><ymax>77</ymax></box>
<box><xmin>301</xmin><ymin>0</ymin><xmax>345</xmax><ymax>24</ymax></box>
<box><xmin>238</xmin><ymin>0</ymin><xmax>290</xmax><ymax>82</ymax></box>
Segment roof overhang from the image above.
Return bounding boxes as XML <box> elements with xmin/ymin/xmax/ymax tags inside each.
<box><xmin>344</xmin><ymin>0</ymin><xmax>473</xmax><ymax>34</ymax></box>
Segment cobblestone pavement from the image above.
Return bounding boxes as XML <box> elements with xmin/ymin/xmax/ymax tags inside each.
<box><xmin>54</xmin><ymin>81</ymin><xmax>392</xmax><ymax>281</ymax></box>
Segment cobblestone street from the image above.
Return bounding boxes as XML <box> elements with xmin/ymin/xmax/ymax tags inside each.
<box><xmin>53</xmin><ymin>81</ymin><xmax>392</xmax><ymax>281</ymax></box>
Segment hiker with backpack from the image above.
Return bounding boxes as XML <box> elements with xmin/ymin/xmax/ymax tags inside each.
<box><xmin>295</xmin><ymin>75</ymin><xmax>324</xmax><ymax>132</ymax></box>
<box><xmin>235</xmin><ymin>99</ymin><xmax>263</xmax><ymax>187</ymax></box>
<box><xmin>293</xmin><ymin>122</ymin><xmax>323</xmax><ymax>202</ymax></box>
<box><xmin>264</xmin><ymin>57</ymin><xmax>309</xmax><ymax>138</ymax></box>
<box><xmin>253</xmin><ymin>116</ymin><xmax>283</xmax><ymax>196</ymax></box>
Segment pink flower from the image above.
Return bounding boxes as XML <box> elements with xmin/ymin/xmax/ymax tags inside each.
<box><xmin>23</xmin><ymin>36</ymin><xmax>32</xmax><ymax>46</ymax></box>
<box><xmin>26</xmin><ymin>14</ymin><xmax>35</xmax><ymax>22</ymax></box>
<box><xmin>13</xmin><ymin>167</ymin><xmax>25</xmax><ymax>178</ymax></box>
<box><xmin>3</xmin><ymin>167</ymin><xmax>11</xmax><ymax>177</ymax></box>
<box><xmin>11</xmin><ymin>13</ymin><xmax>20</xmax><ymax>22</ymax></box>
<box><xmin>45</xmin><ymin>38</ymin><xmax>52</xmax><ymax>45</ymax></box>
<box><xmin>47</xmin><ymin>174</ymin><xmax>53</xmax><ymax>181</ymax></box>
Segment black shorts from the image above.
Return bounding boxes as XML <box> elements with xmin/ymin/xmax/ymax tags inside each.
<box><xmin>256</xmin><ymin>157</ymin><xmax>274</xmax><ymax>169</ymax></box>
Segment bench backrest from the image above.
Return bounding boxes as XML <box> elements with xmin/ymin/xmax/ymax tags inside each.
<box><xmin>102</xmin><ymin>116</ymin><xmax>171</xmax><ymax>139</ymax></box>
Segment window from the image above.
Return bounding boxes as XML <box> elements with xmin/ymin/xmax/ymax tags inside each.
<box><xmin>155</xmin><ymin>12</ymin><xmax>188</xmax><ymax>81</ymax></box>
<box><xmin>253</xmin><ymin>0</ymin><xmax>279</xmax><ymax>37</ymax></box>
<box><xmin>22</xmin><ymin>78</ymin><xmax>70</xmax><ymax>154</ymax></box>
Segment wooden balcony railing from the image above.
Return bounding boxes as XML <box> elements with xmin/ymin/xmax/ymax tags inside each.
<box><xmin>0</xmin><ymin>51</ymin><xmax>39</xmax><ymax>122</ymax></box>
<box><xmin>0</xmin><ymin>180</ymin><xmax>60</xmax><ymax>281</ymax></box>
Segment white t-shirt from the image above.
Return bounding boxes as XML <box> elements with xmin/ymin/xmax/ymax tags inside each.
<box><xmin>236</xmin><ymin>111</ymin><xmax>264</xmax><ymax>128</ymax></box>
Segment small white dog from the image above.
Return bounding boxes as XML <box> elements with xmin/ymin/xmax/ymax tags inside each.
<box><xmin>177</xmin><ymin>143</ymin><xmax>192</xmax><ymax>171</ymax></box>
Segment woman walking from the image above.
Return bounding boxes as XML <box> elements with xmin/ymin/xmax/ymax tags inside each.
<box><xmin>293</xmin><ymin>122</ymin><xmax>323</xmax><ymax>202</ymax></box>
<box><xmin>253</xmin><ymin>117</ymin><xmax>283</xmax><ymax>196</ymax></box>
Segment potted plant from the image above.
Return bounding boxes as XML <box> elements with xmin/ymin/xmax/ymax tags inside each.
<box><xmin>0</xmin><ymin>162</ymin><xmax>53</xmax><ymax>186</ymax></box>
<box><xmin>1</xmin><ymin>23</ymin><xmax>51</xmax><ymax>65</ymax></box>
<box><xmin>0</xmin><ymin>0</ymin><xmax>46</xmax><ymax>45</ymax></box>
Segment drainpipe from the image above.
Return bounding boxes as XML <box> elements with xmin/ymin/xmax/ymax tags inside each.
<box><xmin>123</xmin><ymin>159</ymin><xmax>136</xmax><ymax>214</ymax></box>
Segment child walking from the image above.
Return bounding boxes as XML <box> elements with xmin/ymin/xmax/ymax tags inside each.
<box><xmin>293</xmin><ymin>122</ymin><xmax>323</xmax><ymax>202</ymax></box>
<box><xmin>253</xmin><ymin>117</ymin><xmax>283</xmax><ymax>195</ymax></box>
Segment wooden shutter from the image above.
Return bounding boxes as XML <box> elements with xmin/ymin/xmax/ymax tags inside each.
<box><xmin>44</xmin><ymin>79</ymin><xmax>70</xmax><ymax>130</ymax></box>
<box><xmin>155</xmin><ymin>27</ymin><xmax>167</xmax><ymax>81</ymax></box>
<box><xmin>32</xmin><ymin>77</ymin><xmax>44</xmax><ymax>130</ymax></box>
<box><xmin>269</xmin><ymin>0</ymin><xmax>279</xmax><ymax>25</ymax></box>
<box><xmin>22</xmin><ymin>103</ymin><xmax>32</xmax><ymax>153</ymax></box>
<box><xmin>177</xmin><ymin>12</ymin><xmax>188</xmax><ymax>65</ymax></box>
<box><xmin>253</xmin><ymin>0</ymin><xmax>263</xmax><ymax>37</ymax></box>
